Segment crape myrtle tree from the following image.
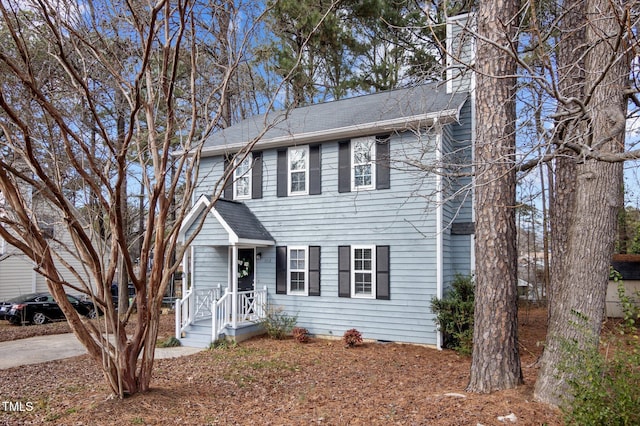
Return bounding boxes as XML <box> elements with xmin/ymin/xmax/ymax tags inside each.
<box><xmin>0</xmin><ymin>0</ymin><xmax>329</xmax><ymax>398</ymax></box>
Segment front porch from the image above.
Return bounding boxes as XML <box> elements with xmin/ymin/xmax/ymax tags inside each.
<box><xmin>177</xmin><ymin>197</ymin><xmax>276</xmax><ymax>348</ymax></box>
<box><xmin>175</xmin><ymin>285</ymin><xmax>268</xmax><ymax>347</ymax></box>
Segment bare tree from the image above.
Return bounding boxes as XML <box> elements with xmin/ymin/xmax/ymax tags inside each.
<box><xmin>0</xmin><ymin>0</ymin><xmax>282</xmax><ymax>397</ymax></box>
<box><xmin>533</xmin><ymin>0</ymin><xmax>635</xmax><ymax>406</ymax></box>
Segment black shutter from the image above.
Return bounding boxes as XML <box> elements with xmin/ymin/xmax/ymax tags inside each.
<box><xmin>223</xmin><ymin>155</ymin><xmax>233</xmax><ymax>199</ymax></box>
<box><xmin>338</xmin><ymin>141</ymin><xmax>351</xmax><ymax>193</ymax></box>
<box><xmin>309</xmin><ymin>145</ymin><xmax>321</xmax><ymax>195</ymax></box>
<box><xmin>251</xmin><ymin>151</ymin><xmax>263</xmax><ymax>199</ymax></box>
<box><xmin>308</xmin><ymin>246</ymin><xmax>321</xmax><ymax>296</ymax></box>
<box><xmin>338</xmin><ymin>246</ymin><xmax>351</xmax><ymax>297</ymax></box>
<box><xmin>376</xmin><ymin>245</ymin><xmax>390</xmax><ymax>300</ymax></box>
<box><xmin>376</xmin><ymin>136</ymin><xmax>390</xmax><ymax>190</ymax></box>
<box><xmin>276</xmin><ymin>246</ymin><xmax>287</xmax><ymax>294</ymax></box>
<box><xmin>277</xmin><ymin>149</ymin><xmax>287</xmax><ymax>197</ymax></box>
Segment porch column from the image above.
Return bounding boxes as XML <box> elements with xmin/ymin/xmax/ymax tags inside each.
<box><xmin>182</xmin><ymin>249</ymin><xmax>189</xmax><ymax>298</ymax></box>
<box><xmin>231</xmin><ymin>244</ymin><xmax>238</xmax><ymax>328</ymax></box>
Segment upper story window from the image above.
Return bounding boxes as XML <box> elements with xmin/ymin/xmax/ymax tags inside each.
<box><xmin>351</xmin><ymin>137</ymin><xmax>376</xmax><ymax>190</ymax></box>
<box><xmin>338</xmin><ymin>136</ymin><xmax>390</xmax><ymax>193</ymax></box>
<box><xmin>223</xmin><ymin>151</ymin><xmax>262</xmax><ymax>201</ymax></box>
<box><xmin>233</xmin><ymin>154</ymin><xmax>252</xmax><ymax>200</ymax></box>
<box><xmin>288</xmin><ymin>146</ymin><xmax>309</xmax><ymax>195</ymax></box>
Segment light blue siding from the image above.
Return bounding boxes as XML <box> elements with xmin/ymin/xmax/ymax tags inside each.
<box><xmin>190</xmin><ymin>100</ymin><xmax>473</xmax><ymax>345</ymax></box>
<box><xmin>193</xmin><ymin>246</ymin><xmax>228</xmax><ymax>290</ymax></box>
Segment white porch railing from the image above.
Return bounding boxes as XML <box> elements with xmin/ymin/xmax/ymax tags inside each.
<box><xmin>175</xmin><ymin>285</ymin><xmax>222</xmax><ymax>338</ymax></box>
<box><xmin>211</xmin><ymin>286</ymin><xmax>267</xmax><ymax>342</ymax></box>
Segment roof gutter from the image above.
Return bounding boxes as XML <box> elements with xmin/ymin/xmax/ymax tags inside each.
<box><xmin>198</xmin><ymin>107</ymin><xmax>464</xmax><ymax>157</ymax></box>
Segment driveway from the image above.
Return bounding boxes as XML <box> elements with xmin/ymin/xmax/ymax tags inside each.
<box><xmin>0</xmin><ymin>334</ymin><xmax>204</xmax><ymax>369</ymax></box>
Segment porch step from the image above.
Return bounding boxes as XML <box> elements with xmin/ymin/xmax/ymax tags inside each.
<box><xmin>179</xmin><ymin>323</ymin><xmax>215</xmax><ymax>348</ymax></box>
<box><xmin>178</xmin><ymin>321</ymin><xmax>266</xmax><ymax>347</ymax></box>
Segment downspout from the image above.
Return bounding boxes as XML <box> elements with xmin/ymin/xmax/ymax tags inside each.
<box><xmin>435</xmin><ymin>119</ymin><xmax>444</xmax><ymax>351</ymax></box>
<box><xmin>32</xmin><ymin>261</ymin><xmax>38</xmax><ymax>292</ymax></box>
<box><xmin>470</xmin><ymin>76</ymin><xmax>477</xmax><ymax>275</ymax></box>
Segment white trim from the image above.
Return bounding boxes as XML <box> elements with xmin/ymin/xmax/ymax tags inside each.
<box><xmin>287</xmin><ymin>246</ymin><xmax>308</xmax><ymax>296</ymax></box>
<box><xmin>231</xmin><ymin>245</ymin><xmax>238</xmax><ymax>328</ymax></box>
<box><xmin>435</xmin><ymin>124</ymin><xmax>444</xmax><ymax>351</ymax></box>
<box><xmin>470</xmin><ymin>66</ymin><xmax>477</xmax><ymax>276</ymax></box>
<box><xmin>198</xmin><ymin>109</ymin><xmax>462</xmax><ymax>157</ymax></box>
<box><xmin>178</xmin><ymin>194</ymin><xmax>211</xmax><ymax>243</ymax></box>
<box><xmin>178</xmin><ymin>195</ymin><xmax>275</xmax><ymax>247</ymax></box>
<box><xmin>189</xmin><ymin>246</ymin><xmax>195</xmax><ymax>292</ymax></box>
<box><xmin>351</xmin><ymin>136</ymin><xmax>376</xmax><ymax>191</ymax></box>
<box><xmin>287</xmin><ymin>145</ymin><xmax>309</xmax><ymax>196</ymax></box>
<box><xmin>237</xmin><ymin>238</ymin><xmax>275</xmax><ymax>247</ymax></box>
<box><xmin>351</xmin><ymin>245</ymin><xmax>376</xmax><ymax>299</ymax></box>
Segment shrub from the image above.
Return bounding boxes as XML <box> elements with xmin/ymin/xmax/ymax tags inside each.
<box><xmin>157</xmin><ymin>336</ymin><xmax>181</xmax><ymax>348</ymax></box>
<box><xmin>343</xmin><ymin>328</ymin><xmax>363</xmax><ymax>348</ymax></box>
<box><xmin>292</xmin><ymin>327</ymin><xmax>310</xmax><ymax>343</ymax></box>
<box><xmin>259</xmin><ymin>305</ymin><xmax>297</xmax><ymax>340</ymax></box>
<box><xmin>209</xmin><ymin>338</ymin><xmax>236</xmax><ymax>350</ymax></box>
<box><xmin>611</xmin><ymin>268</ymin><xmax>640</xmax><ymax>332</ymax></box>
<box><xmin>430</xmin><ymin>274</ymin><xmax>474</xmax><ymax>355</ymax></box>
<box><xmin>560</xmin><ymin>308</ymin><xmax>640</xmax><ymax>425</ymax></box>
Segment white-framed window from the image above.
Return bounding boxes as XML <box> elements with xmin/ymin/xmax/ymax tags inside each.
<box><xmin>288</xmin><ymin>246</ymin><xmax>308</xmax><ymax>295</ymax></box>
<box><xmin>233</xmin><ymin>154</ymin><xmax>252</xmax><ymax>200</ymax></box>
<box><xmin>351</xmin><ymin>245</ymin><xmax>376</xmax><ymax>298</ymax></box>
<box><xmin>288</xmin><ymin>146</ymin><xmax>309</xmax><ymax>195</ymax></box>
<box><xmin>351</xmin><ymin>137</ymin><xmax>376</xmax><ymax>190</ymax></box>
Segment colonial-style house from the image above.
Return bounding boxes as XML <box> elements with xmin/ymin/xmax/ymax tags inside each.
<box><xmin>176</xmin><ymin>15</ymin><xmax>475</xmax><ymax>348</ymax></box>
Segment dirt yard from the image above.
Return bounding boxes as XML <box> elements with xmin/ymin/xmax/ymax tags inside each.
<box><xmin>0</xmin><ymin>307</ymin><xmax>563</xmax><ymax>425</ymax></box>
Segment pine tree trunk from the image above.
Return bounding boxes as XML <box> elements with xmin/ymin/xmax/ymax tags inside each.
<box><xmin>467</xmin><ymin>0</ymin><xmax>523</xmax><ymax>393</ymax></box>
<box><xmin>534</xmin><ymin>0</ymin><xmax>629</xmax><ymax>406</ymax></box>
<box><xmin>548</xmin><ymin>0</ymin><xmax>585</xmax><ymax>319</ymax></box>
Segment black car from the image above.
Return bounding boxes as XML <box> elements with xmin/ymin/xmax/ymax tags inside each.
<box><xmin>3</xmin><ymin>292</ymin><xmax>98</xmax><ymax>325</ymax></box>
<box><xmin>0</xmin><ymin>300</ymin><xmax>12</xmax><ymax>320</ymax></box>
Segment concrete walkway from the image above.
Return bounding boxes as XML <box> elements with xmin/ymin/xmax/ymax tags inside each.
<box><xmin>0</xmin><ymin>333</ymin><xmax>204</xmax><ymax>369</ymax></box>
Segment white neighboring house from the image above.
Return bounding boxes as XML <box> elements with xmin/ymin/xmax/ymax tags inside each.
<box><xmin>0</xmin><ymin>188</ymin><xmax>95</xmax><ymax>302</ymax></box>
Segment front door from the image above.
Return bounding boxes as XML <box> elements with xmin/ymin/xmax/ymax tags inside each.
<box><xmin>237</xmin><ymin>248</ymin><xmax>255</xmax><ymax>292</ymax></box>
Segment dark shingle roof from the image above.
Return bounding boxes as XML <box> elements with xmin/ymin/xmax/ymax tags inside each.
<box><xmin>214</xmin><ymin>199</ymin><xmax>274</xmax><ymax>243</ymax></box>
<box><xmin>202</xmin><ymin>83</ymin><xmax>467</xmax><ymax>154</ymax></box>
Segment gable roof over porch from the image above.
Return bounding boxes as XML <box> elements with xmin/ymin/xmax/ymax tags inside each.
<box><xmin>179</xmin><ymin>195</ymin><xmax>275</xmax><ymax>246</ymax></box>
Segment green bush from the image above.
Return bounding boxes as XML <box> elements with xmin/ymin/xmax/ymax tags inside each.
<box><xmin>611</xmin><ymin>268</ymin><xmax>640</xmax><ymax>332</ymax></box>
<box><xmin>157</xmin><ymin>336</ymin><xmax>181</xmax><ymax>348</ymax></box>
<box><xmin>259</xmin><ymin>305</ymin><xmax>297</xmax><ymax>340</ymax></box>
<box><xmin>430</xmin><ymin>274</ymin><xmax>474</xmax><ymax>355</ymax></box>
<box><xmin>560</xmin><ymin>304</ymin><xmax>640</xmax><ymax>425</ymax></box>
